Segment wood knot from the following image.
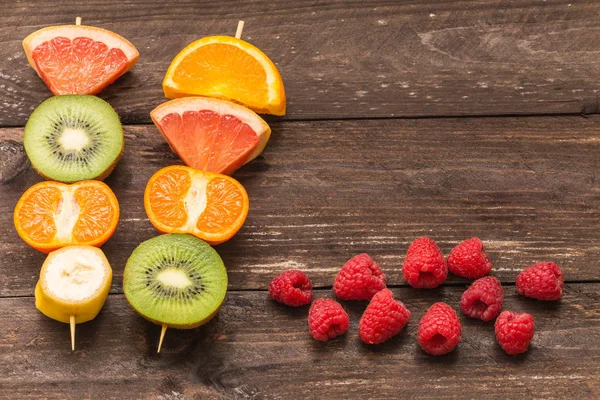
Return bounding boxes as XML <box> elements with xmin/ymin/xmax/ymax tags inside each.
<box><xmin>0</xmin><ymin>140</ymin><xmax>29</xmax><ymax>184</ymax></box>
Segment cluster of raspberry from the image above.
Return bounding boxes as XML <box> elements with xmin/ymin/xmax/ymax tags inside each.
<box><xmin>268</xmin><ymin>237</ymin><xmax>564</xmax><ymax>355</ymax></box>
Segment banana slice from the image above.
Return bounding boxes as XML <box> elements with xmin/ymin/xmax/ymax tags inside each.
<box><xmin>35</xmin><ymin>245</ymin><xmax>112</xmax><ymax>350</ymax></box>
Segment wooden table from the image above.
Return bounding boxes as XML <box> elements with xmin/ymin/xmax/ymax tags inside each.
<box><xmin>1</xmin><ymin>1</ymin><xmax>599</xmax><ymax>399</ymax></box>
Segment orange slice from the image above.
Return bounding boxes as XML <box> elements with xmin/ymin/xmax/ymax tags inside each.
<box><xmin>23</xmin><ymin>25</ymin><xmax>139</xmax><ymax>95</ymax></box>
<box><xmin>144</xmin><ymin>165</ymin><xmax>249</xmax><ymax>245</ymax></box>
<box><xmin>14</xmin><ymin>180</ymin><xmax>120</xmax><ymax>253</ymax></box>
<box><xmin>150</xmin><ymin>97</ymin><xmax>271</xmax><ymax>175</ymax></box>
<box><xmin>162</xmin><ymin>36</ymin><xmax>286</xmax><ymax>116</ymax></box>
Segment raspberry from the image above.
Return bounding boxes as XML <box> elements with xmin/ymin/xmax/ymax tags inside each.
<box><xmin>402</xmin><ymin>237</ymin><xmax>447</xmax><ymax>288</ymax></box>
<box><xmin>460</xmin><ymin>276</ymin><xmax>504</xmax><ymax>322</ymax></box>
<box><xmin>359</xmin><ymin>289</ymin><xmax>411</xmax><ymax>344</ymax></box>
<box><xmin>308</xmin><ymin>298</ymin><xmax>350</xmax><ymax>341</ymax></box>
<box><xmin>516</xmin><ymin>262</ymin><xmax>564</xmax><ymax>300</ymax></box>
<box><xmin>269</xmin><ymin>270</ymin><xmax>313</xmax><ymax>307</ymax></box>
<box><xmin>447</xmin><ymin>237</ymin><xmax>492</xmax><ymax>279</ymax></box>
<box><xmin>417</xmin><ymin>302</ymin><xmax>462</xmax><ymax>355</ymax></box>
<box><xmin>333</xmin><ymin>253</ymin><xmax>386</xmax><ymax>300</ymax></box>
<box><xmin>495</xmin><ymin>310</ymin><xmax>535</xmax><ymax>355</ymax></box>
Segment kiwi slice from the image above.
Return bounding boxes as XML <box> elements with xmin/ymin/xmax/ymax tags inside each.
<box><xmin>24</xmin><ymin>95</ymin><xmax>124</xmax><ymax>183</ymax></box>
<box><xmin>123</xmin><ymin>234</ymin><xmax>228</xmax><ymax>332</ymax></box>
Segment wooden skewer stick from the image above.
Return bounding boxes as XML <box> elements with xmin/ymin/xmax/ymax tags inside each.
<box><xmin>70</xmin><ymin>315</ymin><xmax>76</xmax><ymax>351</ymax></box>
<box><xmin>75</xmin><ymin>16</ymin><xmax>82</xmax><ymax>26</ymax></box>
<box><xmin>157</xmin><ymin>324</ymin><xmax>167</xmax><ymax>353</ymax></box>
<box><xmin>235</xmin><ymin>20</ymin><xmax>245</xmax><ymax>39</ymax></box>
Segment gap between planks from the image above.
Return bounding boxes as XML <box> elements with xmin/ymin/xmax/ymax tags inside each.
<box><xmin>0</xmin><ymin>111</ymin><xmax>595</xmax><ymax>130</ymax></box>
<box><xmin>1</xmin><ymin>281</ymin><xmax>598</xmax><ymax>300</ymax></box>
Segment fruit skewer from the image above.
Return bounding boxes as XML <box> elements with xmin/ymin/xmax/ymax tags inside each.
<box><xmin>158</xmin><ymin>325</ymin><xmax>168</xmax><ymax>353</ymax></box>
<box><xmin>70</xmin><ymin>315</ymin><xmax>76</xmax><ymax>351</ymax></box>
<box><xmin>235</xmin><ymin>20</ymin><xmax>245</xmax><ymax>39</ymax></box>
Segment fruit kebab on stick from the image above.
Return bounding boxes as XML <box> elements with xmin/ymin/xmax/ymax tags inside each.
<box><xmin>126</xmin><ymin>20</ymin><xmax>286</xmax><ymax>352</ymax></box>
<box><xmin>17</xmin><ymin>16</ymin><xmax>134</xmax><ymax>350</ymax></box>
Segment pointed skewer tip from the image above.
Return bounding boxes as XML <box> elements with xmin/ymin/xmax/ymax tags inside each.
<box><xmin>235</xmin><ymin>20</ymin><xmax>245</xmax><ymax>39</ymax></box>
<box><xmin>70</xmin><ymin>315</ymin><xmax>76</xmax><ymax>351</ymax></box>
<box><xmin>157</xmin><ymin>324</ymin><xmax>167</xmax><ymax>353</ymax></box>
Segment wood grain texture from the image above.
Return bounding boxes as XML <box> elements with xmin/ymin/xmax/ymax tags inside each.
<box><xmin>0</xmin><ymin>285</ymin><xmax>598</xmax><ymax>399</ymax></box>
<box><xmin>1</xmin><ymin>115</ymin><xmax>599</xmax><ymax>296</ymax></box>
<box><xmin>2</xmin><ymin>0</ymin><xmax>600</xmax><ymax>125</ymax></box>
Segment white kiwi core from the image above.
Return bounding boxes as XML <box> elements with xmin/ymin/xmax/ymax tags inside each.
<box><xmin>59</xmin><ymin>128</ymin><xmax>90</xmax><ymax>151</ymax></box>
<box><xmin>157</xmin><ymin>268</ymin><xmax>193</xmax><ymax>289</ymax></box>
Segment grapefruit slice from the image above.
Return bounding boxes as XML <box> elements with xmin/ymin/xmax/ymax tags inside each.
<box><xmin>150</xmin><ymin>97</ymin><xmax>271</xmax><ymax>175</ymax></box>
<box><xmin>23</xmin><ymin>25</ymin><xmax>139</xmax><ymax>95</ymax></box>
<box><xmin>162</xmin><ymin>36</ymin><xmax>286</xmax><ymax>116</ymax></box>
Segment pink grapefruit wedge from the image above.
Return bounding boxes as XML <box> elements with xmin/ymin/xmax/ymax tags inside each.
<box><xmin>23</xmin><ymin>25</ymin><xmax>139</xmax><ymax>95</ymax></box>
<box><xmin>150</xmin><ymin>97</ymin><xmax>271</xmax><ymax>175</ymax></box>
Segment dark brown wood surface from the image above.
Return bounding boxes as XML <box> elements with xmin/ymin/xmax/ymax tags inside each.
<box><xmin>1</xmin><ymin>0</ymin><xmax>600</xmax><ymax>399</ymax></box>
<box><xmin>1</xmin><ymin>286</ymin><xmax>598</xmax><ymax>400</ymax></box>
<box><xmin>3</xmin><ymin>0</ymin><xmax>600</xmax><ymax>125</ymax></box>
<box><xmin>1</xmin><ymin>116</ymin><xmax>600</xmax><ymax>297</ymax></box>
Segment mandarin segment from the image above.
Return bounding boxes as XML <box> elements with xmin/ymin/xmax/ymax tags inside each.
<box><xmin>148</xmin><ymin>168</ymin><xmax>191</xmax><ymax>228</ymax></box>
<box><xmin>72</xmin><ymin>186</ymin><xmax>118</xmax><ymax>242</ymax></box>
<box><xmin>17</xmin><ymin>186</ymin><xmax>62</xmax><ymax>243</ymax></box>
<box><xmin>196</xmin><ymin>178</ymin><xmax>244</xmax><ymax>233</ymax></box>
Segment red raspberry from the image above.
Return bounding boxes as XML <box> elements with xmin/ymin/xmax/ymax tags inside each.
<box><xmin>516</xmin><ymin>262</ymin><xmax>564</xmax><ymax>300</ymax></box>
<box><xmin>495</xmin><ymin>310</ymin><xmax>535</xmax><ymax>355</ymax></box>
<box><xmin>417</xmin><ymin>302</ymin><xmax>462</xmax><ymax>355</ymax></box>
<box><xmin>269</xmin><ymin>270</ymin><xmax>313</xmax><ymax>307</ymax></box>
<box><xmin>308</xmin><ymin>298</ymin><xmax>350</xmax><ymax>341</ymax></box>
<box><xmin>402</xmin><ymin>237</ymin><xmax>447</xmax><ymax>288</ymax></box>
<box><xmin>333</xmin><ymin>253</ymin><xmax>386</xmax><ymax>300</ymax></box>
<box><xmin>460</xmin><ymin>276</ymin><xmax>504</xmax><ymax>322</ymax></box>
<box><xmin>359</xmin><ymin>289</ymin><xmax>411</xmax><ymax>344</ymax></box>
<box><xmin>447</xmin><ymin>237</ymin><xmax>492</xmax><ymax>279</ymax></box>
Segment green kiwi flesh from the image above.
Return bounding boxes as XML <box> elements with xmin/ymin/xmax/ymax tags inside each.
<box><xmin>24</xmin><ymin>95</ymin><xmax>123</xmax><ymax>183</ymax></box>
<box><xmin>123</xmin><ymin>234</ymin><xmax>228</xmax><ymax>328</ymax></box>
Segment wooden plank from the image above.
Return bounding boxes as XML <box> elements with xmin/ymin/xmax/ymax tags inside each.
<box><xmin>1</xmin><ymin>115</ymin><xmax>599</xmax><ymax>296</ymax></box>
<box><xmin>2</xmin><ymin>0</ymin><xmax>600</xmax><ymax>125</ymax></box>
<box><xmin>0</xmin><ymin>285</ymin><xmax>598</xmax><ymax>399</ymax></box>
